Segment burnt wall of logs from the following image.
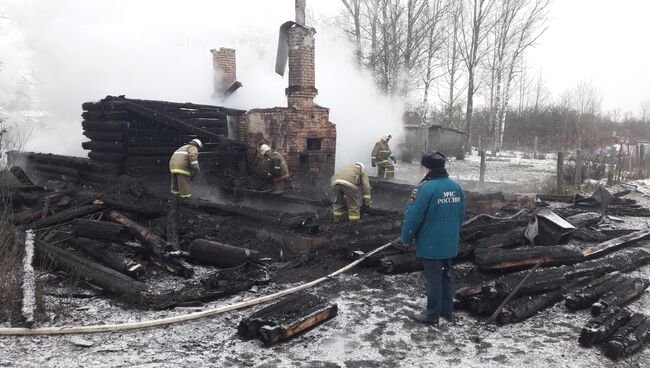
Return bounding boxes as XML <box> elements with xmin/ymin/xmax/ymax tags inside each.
<box><xmin>80</xmin><ymin>95</ymin><xmax>247</xmax><ymax>176</ymax></box>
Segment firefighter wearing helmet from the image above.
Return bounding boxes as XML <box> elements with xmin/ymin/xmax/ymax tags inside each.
<box><xmin>259</xmin><ymin>144</ymin><xmax>292</xmax><ymax>194</ymax></box>
<box><xmin>169</xmin><ymin>138</ymin><xmax>203</xmax><ymax>198</ymax></box>
<box><xmin>371</xmin><ymin>134</ymin><xmax>397</xmax><ymax>179</ymax></box>
<box><xmin>330</xmin><ymin>162</ymin><xmax>372</xmax><ymax>221</ymax></box>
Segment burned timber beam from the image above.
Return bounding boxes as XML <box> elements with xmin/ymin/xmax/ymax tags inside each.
<box><xmin>238</xmin><ymin>293</ymin><xmax>337</xmax><ymax>346</ymax></box>
<box><xmin>581</xmin><ymin>229</ymin><xmax>650</xmax><ymax>258</ymax></box>
<box><xmin>30</xmin><ymin>204</ymin><xmax>104</xmax><ymax>229</ymax></box>
<box><xmin>579</xmin><ymin>308</ymin><xmax>632</xmax><ymax>347</ymax></box>
<box><xmin>603</xmin><ymin>314</ymin><xmax>649</xmax><ymax>360</ymax></box>
<box><xmin>107</xmin><ymin>210</ymin><xmax>166</xmax><ymax>255</ymax></box>
<box><xmin>71</xmin><ymin>238</ymin><xmax>145</xmax><ymax>279</ymax></box>
<box><xmin>565</xmin><ymin>272</ymin><xmax>629</xmax><ymax>311</ymax></box>
<box><xmin>188</xmin><ymin>239</ymin><xmax>261</xmax><ymax>268</ymax></box>
<box><xmin>474</xmin><ymin>245</ymin><xmax>585</xmax><ymax>270</ymax></box>
<box><xmin>591</xmin><ymin>278</ymin><xmax>650</xmax><ymax>316</ymax></box>
<box><xmin>35</xmin><ymin>239</ymin><xmax>145</xmax><ymax>295</ymax></box>
<box><xmin>71</xmin><ymin>219</ymin><xmax>131</xmax><ymax>243</ymax></box>
<box><xmin>495</xmin><ymin>289</ymin><xmax>563</xmax><ymax>325</ymax></box>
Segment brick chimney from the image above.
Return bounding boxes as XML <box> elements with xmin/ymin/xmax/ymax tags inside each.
<box><xmin>286</xmin><ymin>26</ymin><xmax>317</xmax><ymax>109</ymax></box>
<box><xmin>210</xmin><ymin>47</ymin><xmax>237</xmax><ymax>96</ymax></box>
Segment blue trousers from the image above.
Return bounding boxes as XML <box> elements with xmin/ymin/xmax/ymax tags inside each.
<box><xmin>421</xmin><ymin>258</ymin><xmax>454</xmax><ymax>320</ymax></box>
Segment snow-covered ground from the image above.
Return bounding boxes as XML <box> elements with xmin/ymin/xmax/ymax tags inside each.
<box><xmin>1</xmin><ymin>261</ymin><xmax>649</xmax><ymax>368</ymax></box>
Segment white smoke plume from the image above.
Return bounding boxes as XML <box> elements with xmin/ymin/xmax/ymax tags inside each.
<box><xmin>1</xmin><ymin>0</ymin><xmax>404</xmax><ymax>167</ymax></box>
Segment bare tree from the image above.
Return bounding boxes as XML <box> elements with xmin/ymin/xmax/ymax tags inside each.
<box><xmin>490</xmin><ymin>0</ymin><xmax>551</xmax><ymax>153</ymax></box>
<box><xmin>641</xmin><ymin>100</ymin><xmax>650</xmax><ymax>123</ymax></box>
<box><xmin>459</xmin><ymin>0</ymin><xmax>497</xmax><ymax>153</ymax></box>
<box><xmin>572</xmin><ymin>80</ymin><xmax>603</xmax><ymax>149</ymax></box>
<box><xmin>418</xmin><ymin>0</ymin><xmax>447</xmax><ymax>121</ymax></box>
<box><xmin>341</xmin><ymin>0</ymin><xmax>363</xmax><ymax>64</ymax></box>
<box><xmin>439</xmin><ymin>1</ymin><xmax>467</xmax><ymax>130</ymax></box>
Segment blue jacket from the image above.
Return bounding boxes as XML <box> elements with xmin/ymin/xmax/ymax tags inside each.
<box><xmin>400</xmin><ymin>177</ymin><xmax>465</xmax><ymax>259</ymax></box>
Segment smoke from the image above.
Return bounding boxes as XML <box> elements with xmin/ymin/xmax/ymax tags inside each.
<box><xmin>1</xmin><ymin>0</ymin><xmax>405</xmax><ymax>167</ymax></box>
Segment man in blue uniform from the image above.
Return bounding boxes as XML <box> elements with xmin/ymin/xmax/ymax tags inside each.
<box><xmin>400</xmin><ymin>151</ymin><xmax>465</xmax><ymax>325</ymax></box>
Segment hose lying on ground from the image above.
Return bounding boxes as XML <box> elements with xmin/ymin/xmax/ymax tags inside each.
<box><xmin>462</xmin><ymin>209</ymin><xmax>527</xmax><ymax>227</ymax></box>
<box><xmin>0</xmin><ymin>239</ymin><xmax>398</xmax><ymax>336</ymax></box>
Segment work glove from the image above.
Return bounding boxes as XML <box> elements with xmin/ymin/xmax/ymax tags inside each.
<box><xmin>192</xmin><ymin>164</ymin><xmax>200</xmax><ymax>173</ymax></box>
<box><xmin>391</xmin><ymin>156</ymin><xmax>397</xmax><ymax>164</ymax></box>
<box><xmin>371</xmin><ymin>162</ymin><xmax>376</xmax><ymax>168</ymax></box>
<box><xmin>392</xmin><ymin>239</ymin><xmax>411</xmax><ymax>252</ymax></box>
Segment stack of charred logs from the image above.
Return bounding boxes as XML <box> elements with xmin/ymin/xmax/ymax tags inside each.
<box><xmin>363</xmin><ymin>187</ymin><xmax>650</xmax><ymax>360</ymax></box>
<box><xmin>81</xmin><ymin>96</ymin><xmax>247</xmax><ymax>176</ymax></box>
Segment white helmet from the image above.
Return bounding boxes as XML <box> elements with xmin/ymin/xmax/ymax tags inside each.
<box><xmin>354</xmin><ymin>162</ymin><xmax>365</xmax><ymax>172</ymax></box>
<box><xmin>190</xmin><ymin>138</ymin><xmax>203</xmax><ymax>149</ymax></box>
<box><xmin>259</xmin><ymin>144</ymin><xmax>271</xmax><ymax>155</ymax></box>
<box><xmin>381</xmin><ymin>134</ymin><xmax>392</xmax><ymax>142</ymax></box>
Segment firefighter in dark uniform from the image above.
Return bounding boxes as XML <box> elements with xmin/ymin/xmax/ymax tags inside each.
<box><xmin>371</xmin><ymin>134</ymin><xmax>397</xmax><ymax>179</ymax></box>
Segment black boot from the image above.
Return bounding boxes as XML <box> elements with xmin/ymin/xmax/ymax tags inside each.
<box><xmin>409</xmin><ymin>312</ymin><xmax>438</xmax><ymax>325</ymax></box>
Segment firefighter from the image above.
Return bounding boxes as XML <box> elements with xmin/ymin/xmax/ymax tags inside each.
<box><xmin>259</xmin><ymin>144</ymin><xmax>291</xmax><ymax>194</ymax></box>
<box><xmin>371</xmin><ymin>134</ymin><xmax>397</xmax><ymax>179</ymax></box>
<box><xmin>169</xmin><ymin>138</ymin><xmax>202</xmax><ymax>198</ymax></box>
<box><xmin>331</xmin><ymin>162</ymin><xmax>372</xmax><ymax>221</ymax></box>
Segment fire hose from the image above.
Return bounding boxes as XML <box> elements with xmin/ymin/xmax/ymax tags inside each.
<box><xmin>0</xmin><ymin>239</ymin><xmax>398</xmax><ymax>336</ymax></box>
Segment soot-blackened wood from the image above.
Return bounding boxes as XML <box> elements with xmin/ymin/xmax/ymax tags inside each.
<box><xmin>82</xmin><ymin>140</ymin><xmax>125</xmax><ymax>153</ymax></box>
<box><xmin>88</xmin><ymin>151</ymin><xmax>126</xmax><ymax>163</ymax></box>
<box><xmin>20</xmin><ymin>152</ymin><xmax>90</xmax><ymax>168</ymax></box>
<box><xmin>35</xmin><ymin>240</ymin><xmax>146</xmax><ymax>295</ymax></box>
<box><xmin>603</xmin><ymin>314</ymin><xmax>649</xmax><ymax>360</ymax></box>
<box><xmin>495</xmin><ymin>289</ymin><xmax>563</xmax><ymax>325</ymax></box>
<box><xmin>565</xmin><ymin>212</ymin><xmax>601</xmax><ymax>228</ymax></box>
<box><xmin>536</xmin><ymin>194</ymin><xmax>575</xmax><ymax>203</ymax></box>
<box><xmin>107</xmin><ymin>210</ymin><xmax>166</xmax><ymax>256</ymax></box>
<box><xmin>188</xmin><ymin>239</ymin><xmax>261</xmax><ymax>268</ymax></box>
<box><xmin>71</xmin><ymin>238</ymin><xmax>145</xmax><ymax>279</ymax></box>
<box><xmin>71</xmin><ymin>219</ymin><xmax>131</xmax><ymax>243</ymax></box>
<box><xmin>473</xmin><ymin>227</ymin><xmax>526</xmax><ymax>250</ymax></box>
<box><xmin>565</xmin><ymin>272</ymin><xmax>629</xmax><ymax>311</ymax></box>
<box><xmin>127</xmin><ymin>146</ymin><xmax>178</xmax><ymax>156</ymax></box>
<box><xmin>603</xmin><ymin>318</ymin><xmax>650</xmax><ymax>360</ymax></box>
<box><xmin>581</xmin><ymin>230</ymin><xmax>650</xmax><ymax>258</ymax></box>
<box><xmin>29</xmin><ymin>204</ymin><xmax>103</xmax><ymax>229</ymax></box>
<box><xmin>572</xmin><ymin>228</ymin><xmax>608</xmax><ymax>242</ymax></box>
<box><xmin>579</xmin><ymin>308</ymin><xmax>632</xmax><ymax>347</ymax></box>
<box><xmin>10</xmin><ymin>166</ymin><xmax>34</xmax><ymax>185</ymax></box>
<box><xmin>29</xmin><ymin>163</ymin><xmax>80</xmax><ymax>177</ymax></box>
<box><xmin>9</xmin><ymin>208</ymin><xmax>44</xmax><ymax>225</ymax></box>
<box><xmin>608</xmin><ymin>207</ymin><xmax>650</xmax><ymax>217</ymax></box>
<box><xmin>474</xmin><ymin>245</ymin><xmax>585</xmax><ymax>270</ymax></box>
<box><xmin>82</xmin><ymin>120</ymin><xmax>129</xmax><ymax>131</ymax></box>
<box><xmin>238</xmin><ymin>293</ymin><xmax>338</xmax><ymax>346</ymax></box>
<box><xmin>82</xmin><ymin>130</ymin><xmax>126</xmax><ymax>141</ymax></box>
<box><xmin>97</xmin><ymin>197</ymin><xmax>166</xmax><ymax>217</ymax></box>
<box><xmin>378</xmin><ymin>253</ymin><xmax>422</xmax><ymax>274</ymax></box>
<box><xmin>591</xmin><ymin>278</ymin><xmax>650</xmax><ymax>316</ymax></box>
<box><xmin>567</xmin><ymin>248</ymin><xmax>650</xmax><ymax>279</ymax></box>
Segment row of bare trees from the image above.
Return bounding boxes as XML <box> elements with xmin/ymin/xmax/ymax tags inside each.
<box><xmin>339</xmin><ymin>0</ymin><xmax>551</xmax><ymax>152</ymax></box>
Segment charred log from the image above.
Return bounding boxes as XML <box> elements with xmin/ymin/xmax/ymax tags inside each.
<box><xmin>82</xmin><ymin>140</ymin><xmax>125</xmax><ymax>153</ymax></box>
<box><xmin>238</xmin><ymin>293</ymin><xmax>338</xmax><ymax>346</ymax></box>
<box><xmin>35</xmin><ymin>240</ymin><xmax>145</xmax><ymax>295</ymax></box>
<box><xmin>565</xmin><ymin>212</ymin><xmax>601</xmax><ymax>228</ymax></box>
<box><xmin>107</xmin><ymin>210</ymin><xmax>166</xmax><ymax>255</ymax></box>
<box><xmin>565</xmin><ymin>272</ymin><xmax>630</xmax><ymax>311</ymax></box>
<box><xmin>9</xmin><ymin>166</ymin><xmax>34</xmax><ymax>185</ymax></box>
<box><xmin>87</xmin><ymin>151</ymin><xmax>126</xmax><ymax>163</ymax></box>
<box><xmin>474</xmin><ymin>245</ymin><xmax>585</xmax><ymax>270</ymax></box>
<box><xmin>188</xmin><ymin>239</ymin><xmax>261</xmax><ymax>268</ymax></box>
<box><xmin>591</xmin><ymin>278</ymin><xmax>650</xmax><ymax>316</ymax></box>
<box><xmin>603</xmin><ymin>314</ymin><xmax>649</xmax><ymax>360</ymax></box>
<box><xmin>71</xmin><ymin>238</ymin><xmax>145</xmax><ymax>279</ymax></box>
<box><xmin>579</xmin><ymin>308</ymin><xmax>632</xmax><ymax>347</ymax></box>
<box><xmin>581</xmin><ymin>230</ymin><xmax>650</xmax><ymax>258</ymax></box>
<box><xmin>71</xmin><ymin>219</ymin><xmax>132</xmax><ymax>243</ymax></box>
<box><xmin>29</xmin><ymin>204</ymin><xmax>103</xmax><ymax>229</ymax></box>
<box><xmin>495</xmin><ymin>289</ymin><xmax>563</xmax><ymax>325</ymax></box>
<box><xmin>603</xmin><ymin>314</ymin><xmax>650</xmax><ymax>360</ymax></box>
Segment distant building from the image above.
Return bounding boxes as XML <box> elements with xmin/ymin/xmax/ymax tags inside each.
<box><xmin>402</xmin><ymin>125</ymin><xmax>464</xmax><ymax>160</ymax></box>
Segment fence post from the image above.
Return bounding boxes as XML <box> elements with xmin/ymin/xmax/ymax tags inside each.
<box><xmin>479</xmin><ymin>150</ymin><xmax>486</xmax><ymax>184</ymax></box>
<box><xmin>574</xmin><ymin>149</ymin><xmax>582</xmax><ymax>189</ymax></box>
<box><xmin>640</xmin><ymin>144</ymin><xmax>647</xmax><ymax>178</ymax></box>
<box><xmin>478</xmin><ymin>135</ymin><xmax>482</xmax><ymax>153</ymax></box>
<box><xmin>557</xmin><ymin>151</ymin><xmax>564</xmax><ymax>193</ymax></box>
<box><xmin>534</xmin><ymin>136</ymin><xmax>538</xmax><ymax>159</ymax></box>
